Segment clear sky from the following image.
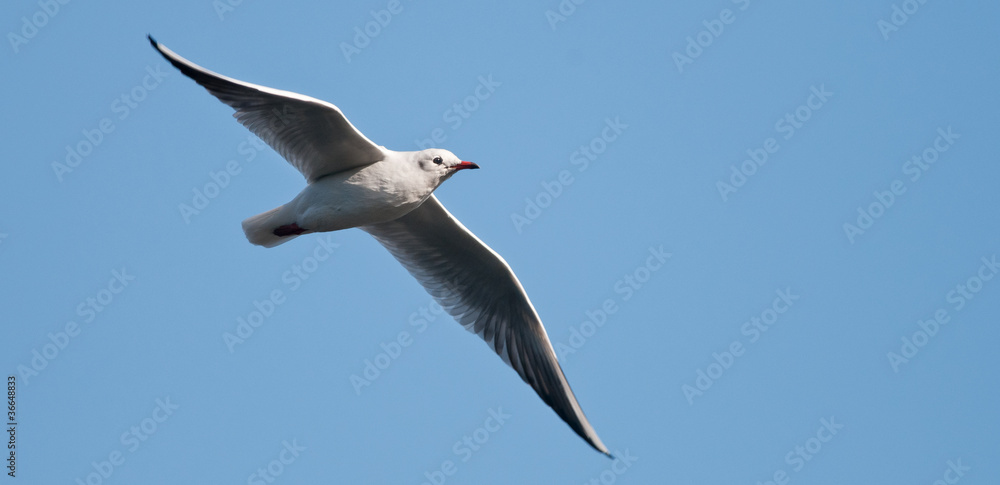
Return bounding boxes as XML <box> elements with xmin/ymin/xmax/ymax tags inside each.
<box><xmin>2</xmin><ymin>1</ymin><xmax>998</xmax><ymax>484</ymax></box>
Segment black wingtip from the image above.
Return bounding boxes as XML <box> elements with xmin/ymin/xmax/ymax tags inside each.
<box><xmin>147</xmin><ymin>35</ymin><xmax>173</xmax><ymax>66</ymax></box>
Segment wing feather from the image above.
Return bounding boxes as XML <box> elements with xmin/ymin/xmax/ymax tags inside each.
<box><xmin>149</xmin><ymin>36</ymin><xmax>384</xmax><ymax>182</ymax></box>
<box><xmin>363</xmin><ymin>196</ymin><xmax>609</xmax><ymax>455</ymax></box>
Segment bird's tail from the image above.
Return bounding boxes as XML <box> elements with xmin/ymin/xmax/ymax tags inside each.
<box><xmin>241</xmin><ymin>205</ymin><xmax>300</xmax><ymax>248</ymax></box>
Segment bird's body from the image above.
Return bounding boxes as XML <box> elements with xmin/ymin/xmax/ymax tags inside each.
<box><xmin>149</xmin><ymin>35</ymin><xmax>611</xmax><ymax>456</ymax></box>
<box><xmin>244</xmin><ymin>148</ymin><xmax>458</xmax><ymax>247</ymax></box>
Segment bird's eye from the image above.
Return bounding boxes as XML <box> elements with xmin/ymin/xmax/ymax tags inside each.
<box><xmin>432</xmin><ymin>156</ymin><xmax>443</xmax><ymax>165</ymax></box>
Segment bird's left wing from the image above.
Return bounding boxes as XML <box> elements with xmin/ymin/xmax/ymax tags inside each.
<box><xmin>149</xmin><ymin>36</ymin><xmax>384</xmax><ymax>182</ymax></box>
<box><xmin>362</xmin><ymin>195</ymin><xmax>610</xmax><ymax>456</ymax></box>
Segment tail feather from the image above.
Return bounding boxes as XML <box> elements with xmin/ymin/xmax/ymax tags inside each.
<box><xmin>242</xmin><ymin>206</ymin><xmax>299</xmax><ymax>248</ymax></box>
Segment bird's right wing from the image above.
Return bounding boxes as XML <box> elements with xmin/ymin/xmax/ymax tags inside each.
<box><xmin>149</xmin><ymin>36</ymin><xmax>384</xmax><ymax>182</ymax></box>
<box><xmin>362</xmin><ymin>195</ymin><xmax>610</xmax><ymax>456</ymax></box>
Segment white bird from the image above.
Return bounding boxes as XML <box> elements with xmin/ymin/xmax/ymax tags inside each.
<box><xmin>149</xmin><ymin>36</ymin><xmax>610</xmax><ymax>456</ymax></box>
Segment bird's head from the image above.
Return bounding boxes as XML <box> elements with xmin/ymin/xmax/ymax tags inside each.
<box><xmin>414</xmin><ymin>149</ymin><xmax>479</xmax><ymax>185</ymax></box>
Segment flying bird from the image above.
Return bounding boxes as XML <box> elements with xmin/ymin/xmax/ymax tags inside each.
<box><xmin>149</xmin><ymin>35</ymin><xmax>609</xmax><ymax>456</ymax></box>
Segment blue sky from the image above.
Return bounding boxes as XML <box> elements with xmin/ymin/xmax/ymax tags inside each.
<box><xmin>2</xmin><ymin>0</ymin><xmax>999</xmax><ymax>483</ymax></box>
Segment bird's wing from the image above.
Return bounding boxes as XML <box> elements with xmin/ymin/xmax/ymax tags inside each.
<box><xmin>362</xmin><ymin>195</ymin><xmax>610</xmax><ymax>456</ymax></box>
<box><xmin>149</xmin><ymin>36</ymin><xmax>384</xmax><ymax>182</ymax></box>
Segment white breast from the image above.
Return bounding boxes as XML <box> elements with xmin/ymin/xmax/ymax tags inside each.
<box><xmin>290</xmin><ymin>160</ymin><xmax>432</xmax><ymax>232</ymax></box>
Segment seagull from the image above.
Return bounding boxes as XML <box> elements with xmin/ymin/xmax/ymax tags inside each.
<box><xmin>149</xmin><ymin>35</ymin><xmax>610</xmax><ymax>456</ymax></box>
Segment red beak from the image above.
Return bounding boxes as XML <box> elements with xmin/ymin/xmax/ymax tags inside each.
<box><xmin>452</xmin><ymin>161</ymin><xmax>480</xmax><ymax>171</ymax></box>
